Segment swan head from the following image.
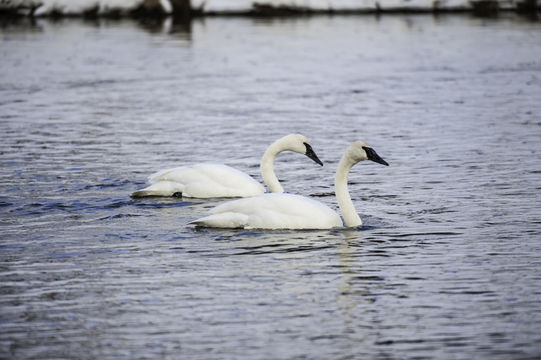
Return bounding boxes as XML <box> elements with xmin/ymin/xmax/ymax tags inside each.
<box><xmin>280</xmin><ymin>134</ymin><xmax>323</xmax><ymax>166</ymax></box>
<box><xmin>347</xmin><ymin>141</ymin><xmax>389</xmax><ymax>166</ymax></box>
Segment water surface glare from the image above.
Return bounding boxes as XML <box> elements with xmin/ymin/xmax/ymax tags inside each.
<box><xmin>1</xmin><ymin>14</ymin><xmax>541</xmax><ymax>359</ymax></box>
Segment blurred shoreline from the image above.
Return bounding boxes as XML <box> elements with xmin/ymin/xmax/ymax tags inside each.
<box><xmin>0</xmin><ymin>0</ymin><xmax>539</xmax><ymax>19</ymax></box>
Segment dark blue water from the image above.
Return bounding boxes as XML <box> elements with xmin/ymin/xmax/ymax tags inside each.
<box><xmin>1</xmin><ymin>14</ymin><xmax>541</xmax><ymax>359</ymax></box>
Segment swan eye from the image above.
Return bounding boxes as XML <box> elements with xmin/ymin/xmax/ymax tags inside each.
<box><xmin>362</xmin><ymin>146</ymin><xmax>389</xmax><ymax>166</ymax></box>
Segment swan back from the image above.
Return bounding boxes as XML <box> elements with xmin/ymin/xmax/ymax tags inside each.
<box><xmin>191</xmin><ymin>193</ymin><xmax>342</xmax><ymax>229</ymax></box>
<box><xmin>145</xmin><ymin>164</ymin><xmax>264</xmax><ymax>198</ymax></box>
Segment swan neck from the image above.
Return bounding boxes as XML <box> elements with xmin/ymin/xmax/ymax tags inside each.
<box><xmin>261</xmin><ymin>140</ymin><xmax>285</xmax><ymax>193</ymax></box>
<box><xmin>335</xmin><ymin>154</ymin><xmax>362</xmax><ymax>227</ymax></box>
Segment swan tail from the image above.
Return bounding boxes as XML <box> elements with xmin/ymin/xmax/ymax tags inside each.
<box><xmin>189</xmin><ymin>213</ymin><xmax>249</xmax><ymax>229</ymax></box>
<box><xmin>131</xmin><ymin>181</ymin><xmax>184</xmax><ymax>198</ymax></box>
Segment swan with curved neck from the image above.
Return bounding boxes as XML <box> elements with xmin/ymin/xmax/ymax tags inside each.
<box><xmin>131</xmin><ymin>134</ymin><xmax>322</xmax><ymax>198</ymax></box>
<box><xmin>190</xmin><ymin>141</ymin><xmax>388</xmax><ymax>229</ymax></box>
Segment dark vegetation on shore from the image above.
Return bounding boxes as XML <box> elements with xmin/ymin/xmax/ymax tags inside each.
<box><xmin>0</xmin><ymin>0</ymin><xmax>539</xmax><ymax>20</ymax></box>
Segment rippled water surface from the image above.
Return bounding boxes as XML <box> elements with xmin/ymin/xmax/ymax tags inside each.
<box><xmin>1</xmin><ymin>14</ymin><xmax>541</xmax><ymax>359</ymax></box>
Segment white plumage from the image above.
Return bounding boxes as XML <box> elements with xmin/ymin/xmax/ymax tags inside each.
<box><xmin>134</xmin><ymin>164</ymin><xmax>264</xmax><ymax>198</ymax></box>
<box><xmin>131</xmin><ymin>134</ymin><xmax>323</xmax><ymax>198</ymax></box>
<box><xmin>190</xmin><ymin>140</ymin><xmax>389</xmax><ymax>229</ymax></box>
<box><xmin>193</xmin><ymin>193</ymin><xmax>343</xmax><ymax>229</ymax></box>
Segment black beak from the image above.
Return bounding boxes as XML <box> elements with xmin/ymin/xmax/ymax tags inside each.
<box><xmin>362</xmin><ymin>146</ymin><xmax>389</xmax><ymax>166</ymax></box>
<box><xmin>304</xmin><ymin>142</ymin><xmax>323</xmax><ymax>166</ymax></box>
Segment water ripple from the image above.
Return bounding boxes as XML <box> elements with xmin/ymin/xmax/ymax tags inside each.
<box><xmin>0</xmin><ymin>14</ymin><xmax>540</xmax><ymax>360</ymax></box>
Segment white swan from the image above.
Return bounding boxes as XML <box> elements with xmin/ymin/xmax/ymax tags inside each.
<box><xmin>189</xmin><ymin>141</ymin><xmax>389</xmax><ymax>229</ymax></box>
<box><xmin>131</xmin><ymin>134</ymin><xmax>323</xmax><ymax>198</ymax></box>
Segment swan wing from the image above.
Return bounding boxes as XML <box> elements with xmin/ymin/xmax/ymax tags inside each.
<box><xmin>192</xmin><ymin>193</ymin><xmax>343</xmax><ymax>229</ymax></box>
<box><xmin>147</xmin><ymin>164</ymin><xmax>265</xmax><ymax>198</ymax></box>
